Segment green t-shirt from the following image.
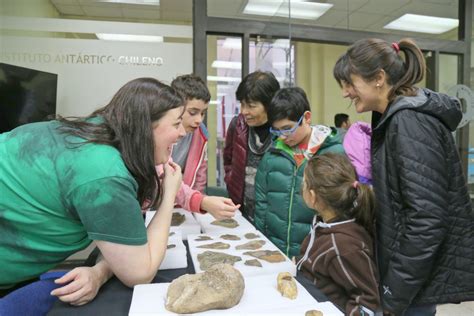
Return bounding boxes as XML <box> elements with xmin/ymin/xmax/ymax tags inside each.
<box><xmin>0</xmin><ymin>121</ymin><xmax>147</xmax><ymax>288</ymax></box>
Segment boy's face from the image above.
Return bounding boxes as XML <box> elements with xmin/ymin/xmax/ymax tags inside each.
<box><xmin>182</xmin><ymin>99</ymin><xmax>208</xmax><ymax>133</ymax></box>
<box><xmin>341</xmin><ymin>119</ymin><xmax>351</xmax><ymax>130</ymax></box>
<box><xmin>272</xmin><ymin>111</ymin><xmax>311</xmax><ymax>147</ymax></box>
<box><xmin>240</xmin><ymin>101</ymin><xmax>268</xmax><ymax>127</ymax></box>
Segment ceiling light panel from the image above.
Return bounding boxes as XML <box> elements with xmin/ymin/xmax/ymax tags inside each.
<box><xmin>243</xmin><ymin>0</ymin><xmax>333</xmax><ymax>20</ymax></box>
<box><xmin>384</xmin><ymin>14</ymin><xmax>458</xmax><ymax>34</ymax></box>
<box><xmin>96</xmin><ymin>33</ymin><xmax>163</xmax><ymax>42</ymax></box>
<box><xmin>211</xmin><ymin>60</ymin><xmax>242</xmax><ymax>69</ymax></box>
<box><xmin>98</xmin><ymin>0</ymin><xmax>160</xmax><ymax>5</ymax></box>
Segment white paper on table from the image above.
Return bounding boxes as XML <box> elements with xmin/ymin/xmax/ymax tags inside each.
<box><xmin>159</xmin><ymin>230</ymin><xmax>187</xmax><ymax>270</ymax></box>
<box><xmin>187</xmin><ymin>232</ymin><xmax>297</xmax><ymax>277</ymax></box>
<box><xmin>128</xmin><ymin>273</ymin><xmax>343</xmax><ymax>316</ymax></box>
<box><xmin>193</xmin><ymin>210</ymin><xmax>256</xmax><ymax>235</ymax></box>
<box><xmin>145</xmin><ymin>208</ymin><xmax>201</xmax><ymax>240</ymax></box>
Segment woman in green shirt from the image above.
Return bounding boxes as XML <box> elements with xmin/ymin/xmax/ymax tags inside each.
<box><xmin>0</xmin><ymin>77</ymin><xmax>185</xmax><ymax>295</ymax></box>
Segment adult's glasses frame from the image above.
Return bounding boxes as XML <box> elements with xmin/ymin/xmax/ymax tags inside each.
<box><xmin>269</xmin><ymin>115</ymin><xmax>304</xmax><ymax>137</ymax></box>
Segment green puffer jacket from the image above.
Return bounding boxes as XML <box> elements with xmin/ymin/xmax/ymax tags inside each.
<box><xmin>254</xmin><ymin>127</ymin><xmax>345</xmax><ymax>257</ymax></box>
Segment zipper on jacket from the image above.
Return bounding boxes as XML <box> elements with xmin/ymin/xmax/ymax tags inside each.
<box><xmin>286</xmin><ymin>165</ymin><xmax>297</xmax><ymax>256</ymax></box>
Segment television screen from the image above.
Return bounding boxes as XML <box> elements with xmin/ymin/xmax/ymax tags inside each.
<box><xmin>0</xmin><ymin>63</ymin><xmax>58</xmax><ymax>133</ymax></box>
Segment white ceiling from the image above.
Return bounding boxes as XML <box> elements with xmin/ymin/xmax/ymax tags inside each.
<box><xmin>50</xmin><ymin>0</ymin><xmax>192</xmax><ymax>22</ymax></box>
<box><xmin>206</xmin><ymin>0</ymin><xmax>460</xmax><ymax>39</ymax></box>
<box><xmin>49</xmin><ymin>0</ymin><xmax>462</xmax><ymax>39</ymax></box>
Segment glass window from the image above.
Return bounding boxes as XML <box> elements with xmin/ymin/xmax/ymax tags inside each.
<box><xmin>250</xmin><ymin>37</ymin><xmax>295</xmax><ymax>87</ymax></box>
<box><xmin>206</xmin><ymin>35</ymin><xmax>242</xmax><ymax>186</ymax></box>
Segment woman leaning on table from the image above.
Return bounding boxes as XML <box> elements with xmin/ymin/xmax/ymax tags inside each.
<box><xmin>0</xmin><ymin>78</ymin><xmax>185</xmax><ymax>301</ymax></box>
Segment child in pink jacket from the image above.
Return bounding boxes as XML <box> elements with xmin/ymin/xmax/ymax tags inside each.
<box><xmin>170</xmin><ymin>74</ymin><xmax>239</xmax><ymax>218</ymax></box>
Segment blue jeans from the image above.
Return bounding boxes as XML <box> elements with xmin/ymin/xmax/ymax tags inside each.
<box><xmin>404</xmin><ymin>304</ymin><xmax>436</xmax><ymax>316</ymax></box>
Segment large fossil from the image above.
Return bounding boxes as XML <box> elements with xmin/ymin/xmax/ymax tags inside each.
<box><xmin>171</xmin><ymin>212</ymin><xmax>185</xmax><ymax>226</ymax></box>
<box><xmin>243</xmin><ymin>250</ymin><xmax>286</xmax><ymax>263</ymax></box>
<box><xmin>277</xmin><ymin>272</ymin><xmax>298</xmax><ymax>299</ymax></box>
<box><xmin>165</xmin><ymin>264</ymin><xmax>245</xmax><ymax>314</ymax></box>
<box><xmin>211</xmin><ymin>218</ymin><xmax>239</xmax><ymax>228</ymax></box>
<box><xmin>197</xmin><ymin>242</ymin><xmax>230</xmax><ymax>250</ymax></box>
<box><xmin>197</xmin><ymin>251</ymin><xmax>242</xmax><ymax>271</ymax></box>
<box><xmin>235</xmin><ymin>240</ymin><xmax>266</xmax><ymax>250</ymax></box>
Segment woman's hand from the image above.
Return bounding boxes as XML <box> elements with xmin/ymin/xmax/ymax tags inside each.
<box><xmin>50</xmin><ymin>265</ymin><xmax>110</xmax><ymax>306</ymax></box>
<box><xmin>201</xmin><ymin>196</ymin><xmax>240</xmax><ymax>219</ymax></box>
<box><xmin>162</xmin><ymin>161</ymin><xmax>182</xmax><ymax>198</ymax></box>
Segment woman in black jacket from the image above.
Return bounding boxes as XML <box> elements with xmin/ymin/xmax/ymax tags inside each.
<box><xmin>333</xmin><ymin>38</ymin><xmax>474</xmax><ymax>316</ymax></box>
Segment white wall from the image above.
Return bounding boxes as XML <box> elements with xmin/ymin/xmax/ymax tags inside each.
<box><xmin>1</xmin><ymin>18</ymin><xmax>192</xmax><ymax>116</ymax></box>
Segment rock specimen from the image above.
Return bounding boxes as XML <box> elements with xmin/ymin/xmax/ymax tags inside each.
<box><xmin>197</xmin><ymin>242</ymin><xmax>230</xmax><ymax>250</ymax></box>
<box><xmin>244</xmin><ymin>259</ymin><xmax>262</xmax><ymax>267</ymax></box>
<box><xmin>244</xmin><ymin>233</ymin><xmax>260</xmax><ymax>239</ymax></box>
<box><xmin>211</xmin><ymin>218</ymin><xmax>239</xmax><ymax>228</ymax></box>
<box><xmin>171</xmin><ymin>212</ymin><xmax>185</xmax><ymax>226</ymax></box>
<box><xmin>305</xmin><ymin>310</ymin><xmax>324</xmax><ymax>316</ymax></box>
<box><xmin>243</xmin><ymin>250</ymin><xmax>286</xmax><ymax>263</ymax></box>
<box><xmin>195</xmin><ymin>235</ymin><xmax>212</xmax><ymax>241</ymax></box>
<box><xmin>165</xmin><ymin>263</ymin><xmax>245</xmax><ymax>314</ymax></box>
<box><xmin>220</xmin><ymin>234</ymin><xmax>241</xmax><ymax>241</ymax></box>
<box><xmin>198</xmin><ymin>251</ymin><xmax>242</xmax><ymax>271</ymax></box>
<box><xmin>167</xmin><ymin>244</ymin><xmax>176</xmax><ymax>249</ymax></box>
<box><xmin>277</xmin><ymin>272</ymin><xmax>298</xmax><ymax>299</ymax></box>
<box><xmin>235</xmin><ymin>240</ymin><xmax>266</xmax><ymax>250</ymax></box>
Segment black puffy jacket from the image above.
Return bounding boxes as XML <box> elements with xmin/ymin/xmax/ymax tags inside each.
<box><xmin>371</xmin><ymin>88</ymin><xmax>474</xmax><ymax>315</ymax></box>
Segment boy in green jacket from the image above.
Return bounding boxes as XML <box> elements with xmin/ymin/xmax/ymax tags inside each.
<box><xmin>254</xmin><ymin>87</ymin><xmax>345</xmax><ymax>257</ymax></box>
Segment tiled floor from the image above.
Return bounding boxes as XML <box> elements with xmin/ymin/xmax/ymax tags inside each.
<box><xmin>437</xmin><ymin>301</ymin><xmax>474</xmax><ymax>315</ymax></box>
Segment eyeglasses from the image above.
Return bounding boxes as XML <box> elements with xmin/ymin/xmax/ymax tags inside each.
<box><xmin>269</xmin><ymin>115</ymin><xmax>304</xmax><ymax>137</ymax></box>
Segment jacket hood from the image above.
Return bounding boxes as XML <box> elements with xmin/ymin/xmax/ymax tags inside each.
<box><xmin>304</xmin><ymin>126</ymin><xmax>343</xmax><ymax>159</ymax></box>
<box><xmin>297</xmin><ymin>217</ymin><xmax>370</xmax><ymax>269</ymax></box>
<box><xmin>374</xmin><ymin>88</ymin><xmax>462</xmax><ymax>132</ymax></box>
<box><xmin>315</xmin><ymin>218</ymin><xmax>368</xmax><ymax>240</ymax></box>
<box><xmin>198</xmin><ymin>122</ymin><xmax>209</xmax><ymax>140</ymax></box>
<box><xmin>319</xmin><ymin>127</ymin><xmax>344</xmax><ymax>150</ymax></box>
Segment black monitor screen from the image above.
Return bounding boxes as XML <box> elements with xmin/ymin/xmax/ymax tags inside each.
<box><xmin>0</xmin><ymin>63</ymin><xmax>58</xmax><ymax>133</ymax></box>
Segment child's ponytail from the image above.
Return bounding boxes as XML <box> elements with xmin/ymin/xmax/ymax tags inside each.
<box><xmin>352</xmin><ymin>182</ymin><xmax>375</xmax><ymax>235</ymax></box>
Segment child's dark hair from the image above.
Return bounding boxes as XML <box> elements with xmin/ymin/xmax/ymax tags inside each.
<box><xmin>171</xmin><ymin>74</ymin><xmax>211</xmax><ymax>103</ymax></box>
<box><xmin>268</xmin><ymin>87</ymin><xmax>310</xmax><ymax>125</ymax></box>
<box><xmin>236</xmin><ymin>71</ymin><xmax>280</xmax><ymax>112</ymax></box>
<box><xmin>333</xmin><ymin>38</ymin><xmax>425</xmax><ymax>102</ymax></box>
<box><xmin>304</xmin><ymin>153</ymin><xmax>375</xmax><ymax>234</ymax></box>
<box><xmin>334</xmin><ymin>113</ymin><xmax>349</xmax><ymax>127</ymax></box>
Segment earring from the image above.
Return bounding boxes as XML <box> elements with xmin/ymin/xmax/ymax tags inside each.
<box><xmin>376</xmin><ymin>83</ymin><xmax>380</xmax><ymax>87</ymax></box>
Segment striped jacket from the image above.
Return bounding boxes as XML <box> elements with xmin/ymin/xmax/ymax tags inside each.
<box><xmin>297</xmin><ymin>217</ymin><xmax>380</xmax><ymax>315</ymax></box>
